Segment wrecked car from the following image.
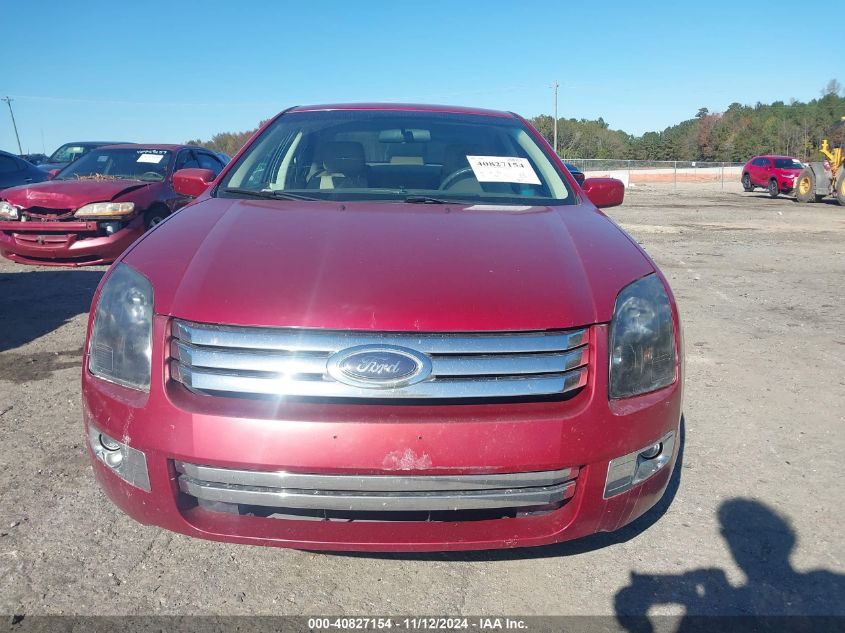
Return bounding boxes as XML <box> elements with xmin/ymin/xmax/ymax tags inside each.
<box><xmin>82</xmin><ymin>103</ymin><xmax>683</xmax><ymax>551</ymax></box>
<box><xmin>0</xmin><ymin>144</ymin><xmax>226</xmax><ymax>266</ymax></box>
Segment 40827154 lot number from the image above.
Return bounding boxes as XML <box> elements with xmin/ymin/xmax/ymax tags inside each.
<box><xmin>308</xmin><ymin>617</ymin><xmax>472</xmax><ymax>630</ymax></box>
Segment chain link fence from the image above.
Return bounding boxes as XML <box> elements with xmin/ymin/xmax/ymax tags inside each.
<box><xmin>564</xmin><ymin>159</ymin><xmax>746</xmax><ymax>191</ymax></box>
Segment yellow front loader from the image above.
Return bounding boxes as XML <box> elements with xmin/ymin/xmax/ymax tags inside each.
<box><xmin>795</xmin><ymin>118</ymin><xmax>845</xmax><ymax>206</ymax></box>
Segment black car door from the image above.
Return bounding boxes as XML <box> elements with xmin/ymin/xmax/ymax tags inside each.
<box><xmin>0</xmin><ymin>154</ymin><xmax>25</xmax><ymax>190</ymax></box>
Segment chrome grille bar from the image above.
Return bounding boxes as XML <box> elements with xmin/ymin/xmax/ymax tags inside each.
<box><xmin>171</xmin><ymin>363</ymin><xmax>586</xmax><ymax>399</ymax></box>
<box><xmin>171</xmin><ymin>340</ymin><xmax>588</xmax><ymax>377</ymax></box>
<box><xmin>175</xmin><ymin>461</ymin><xmax>578</xmax><ymax>491</ymax></box>
<box><xmin>172</xmin><ymin>319</ymin><xmax>586</xmax><ymax>355</ymax></box>
<box><xmin>172</xmin><ymin>341</ymin><xmax>329</xmax><ymax>375</ymax></box>
<box><xmin>170</xmin><ymin>319</ymin><xmax>589</xmax><ymax>400</ymax></box>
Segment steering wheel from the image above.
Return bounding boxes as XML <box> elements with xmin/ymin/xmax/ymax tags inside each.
<box><xmin>140</xmin><ymin>171</ymin><xmax>164</xmax><ymax>181</ymax></box>
<box><xmin>438</xmin><ymin>167</ymin><xmax>475</xmax><ymax>191</ymax></box>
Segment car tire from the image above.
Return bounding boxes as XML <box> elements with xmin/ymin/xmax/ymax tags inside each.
<box><xmin>794</xmin><ymin>168</ymin><xmax>817</xmax><ymax>203</ymax></box>
<box><xmin>144</xmin><ymin>206</ymin><xmax>170</xmax><ymax>230</ymax></box>
<box><xmin>741</xmin><ymin>173</ymin><xmax>753</xmax><ymax>192</ymax></box>
<box><xmin>767</xmin><ymin>179</ymin><xmax>779</xmax><ymax>198</ymax></box>
<box><xmin>836</xmin><ymin>174</ymin><xmax>845</xmax><ymax>207</ymax></box>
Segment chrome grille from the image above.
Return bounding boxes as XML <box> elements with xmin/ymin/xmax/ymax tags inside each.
<box><xmin>175</xmin><ymin>461</ymin><xmax>578</xmax><ymax>514</ymax></box>
<box><xmin>170</xmin><ymin>319</ymin><xmax>589</xmax><ymax>400</ymax></box>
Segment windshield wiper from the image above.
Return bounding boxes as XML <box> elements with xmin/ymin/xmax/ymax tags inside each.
<box><xmin>220</xmin><ymin>187</ymin><xmax>274</xmax><ymax>199</ymax></box>
<box><xmin>270</xmin><ymin>191</ymin><xmax>320</xmax><ymax>201</ymax></box>
<box><xmin>221</xmin><ymin>187</ymin><xmax>318</xmax><ymax>201</ymax></box>
<box><xmin>403</xmin><ymin>195</ymin><xmax>451</xmax><ymax>204</ymax></box>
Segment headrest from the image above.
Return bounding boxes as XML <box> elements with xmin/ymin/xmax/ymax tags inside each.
<box><xmin>388</xmin><ymin>144</ymin><xmax>425</xmax><ymax>165</ymax></box>
<box><xmin>322</xmin><ymin>141</ymin><xmax>365</xmax><ymax>174</ymax></box>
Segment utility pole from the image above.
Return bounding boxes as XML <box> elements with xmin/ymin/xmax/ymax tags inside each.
<box><xmin>2</xmin><ymin>97</ymin><xmax>23</xmax><ymax>154</ymax></box>
<box><xmin>552</xmin><ymin>81</ymin><xmax>559</xmax><ymax>156</ymax></box>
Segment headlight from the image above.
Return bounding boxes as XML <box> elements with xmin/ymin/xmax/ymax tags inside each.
<box><xmin>88</xmin><ymin>263</ymin><xmax>153</xmax><ymax>391</ymax></box>
<box><xmin>609</xmin><ymin>274</ymin><xmax>677</xmax><ymax>399</ymax></box>
<box><xmin>0</xmin><ymin>201</ymin><xmax>19</xmax><ymax>220</ymax></box>
<box><xmin>75</xmin><ymin>201</ymin><xmax>135</xmax><ymax>219</ymax></box>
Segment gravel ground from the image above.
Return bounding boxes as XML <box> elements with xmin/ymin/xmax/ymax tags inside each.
<box><xmin>0</xmin><ymin>184</ymin><xmax>843</xmax><ymax>620</ymax></box>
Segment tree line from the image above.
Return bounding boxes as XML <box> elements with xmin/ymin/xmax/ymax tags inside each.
<box><xmin>531</xmin><ymin>80</ymin><xmax>845</xmax><ymax>163</ymax></box>
<box><xmin>188</xmin><ymin>81</ymin><xmax>845</xmax><ymax>163</ymax></box>
<box><xmin>186</xmin><ymin>124</ymin><xmax>266</xmax><ymax>158</ymax></box>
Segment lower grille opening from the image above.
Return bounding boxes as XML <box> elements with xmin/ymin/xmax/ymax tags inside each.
<box><xmin>5</xmin><ymin>253</ymin><xmax>104</xmax><ymax>265</ymax></box>
<box><xmin>174</xmin><ymin>461</ymin><xmax>578</xmax><ymax>524</ymax></box>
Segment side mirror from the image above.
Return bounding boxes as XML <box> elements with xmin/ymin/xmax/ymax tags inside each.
<box><xmin>172</xmin><ymin>168</ymin><xmax>216</xmax><ymax>197</ymax></box>
<box><xmin>582</xmin><ymin>177</ymin><xmax>625</xmax><ymax>208</ymax></box>
<box><xmin>48</xmin><ymin>169</ymin><xmax>60</xmax><ymax>180</ymax></box>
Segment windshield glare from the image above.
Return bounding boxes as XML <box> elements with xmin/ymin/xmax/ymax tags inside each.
<box><xmin>56</xmin><ymin>149</ymin><xmax>173</xmax><ymax>182</ymax></box>
<box><xmin>218</xmin><ymin>111</ymin><xmax>574</xmax><ymax>205</ymax></box>
<box><xmin>774</xmin><ymin>159</ymin><xmax>802</xmax><ymax>169</ymax></box>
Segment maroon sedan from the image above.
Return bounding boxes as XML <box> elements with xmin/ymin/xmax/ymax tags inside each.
<box><xmin>0</xmin><ymin>144</ymin><xmax>226</xmax><ymax>266</ymax></box>
<box><xmin>82</xmin><ymin>104</ymin><xmax>682</xmax><ymax>552</ymax></box>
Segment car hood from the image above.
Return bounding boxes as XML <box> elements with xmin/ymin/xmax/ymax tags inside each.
<box><xmin>123</xmin><ymin>198</ymin><xmax>654</xmax><ymax>331</ymax></box>
<box><xmin>1</xmin><ymin>179</ymin><xmax>151</xmax><ymax>209</ymax></box>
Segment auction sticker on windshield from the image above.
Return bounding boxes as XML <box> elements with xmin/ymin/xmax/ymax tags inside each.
<box><xmin>467</xmin><ymin>156</ymin><xmax>541</xmax><ymax>185</ymax></box>
<box><xmin>137</xmin><ymin>154</ymin><xmax>164</xmax><ymax>164</ymax></box>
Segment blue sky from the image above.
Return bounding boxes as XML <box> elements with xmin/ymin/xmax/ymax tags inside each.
<box><xmin>1</xmin><ymin>0</ymin><xmax>838</xmax><ymax>154</ymax></box>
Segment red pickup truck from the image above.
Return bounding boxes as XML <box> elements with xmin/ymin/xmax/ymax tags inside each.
<box><xmin>82</xmin><ymin>103</ymin><xmax>683</xmax><ymax>551</ymax></box>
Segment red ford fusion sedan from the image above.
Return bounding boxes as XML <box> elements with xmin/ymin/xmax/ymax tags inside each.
<box><xmin>0</xmin><ymin>144</ymin><xmax>226</xmax><ymax>266</ymax></box>
<box><xmin>82</xmin><ymin>104</ymin><xmax>683</xmax><ymax>552</ymax></box>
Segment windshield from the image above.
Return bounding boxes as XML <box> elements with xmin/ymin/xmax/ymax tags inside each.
<box><xmin>774</xmin><ymin>158</ymin><xmax>802</xmax><ymax>169</ymax></box>
<box><xmin>218</xmin><ymin>110</ymin><xmax>574</xmax><ymax>205</ymax></box>
<box><xmin>55</xmin><ymin>148</ymin><xmax>173</xmax><ymax>182</ymax></box>
<box><xmin>48</xmin><ymin>143</ymin><xmax>91</xmax><ymax>163</ymax></box>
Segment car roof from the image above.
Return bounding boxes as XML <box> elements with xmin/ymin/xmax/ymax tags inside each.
<box><xmin>287</xmin><ymin>103</ymin><xmax>516</xmax><ymax>119</ymax></box>
<box><xmin>58</xmin><ymin>141</ymin><xmax>133</xmax><ymax>146</ymax></box>
<box><xmin>95</xmin><ymin>144</ymin><xmax>200</xmax><ymax>151</ymax></box>
<box><xmin>755</xmin><ymin>155</ymin><xmax>799</xmax><ymax>160</ymax></box>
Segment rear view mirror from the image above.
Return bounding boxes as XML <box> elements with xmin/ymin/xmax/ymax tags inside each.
<box><xmin>377</xmin><ymin>128</ymin><xmax>431</xmax><ymax>143</ymax></box>
<box><xmin>172</xmin><ymin>168</ymin><xmax>216</xmax><ymax>197</ymax></box>
<box><xmin>582</xmin><ymin>178</ymin><xmax>625</xmax><ymax>208</ymax></box>
<box><xmin>48</xmin><ymin>169</ymin><xmax>60</xmax><ymax>180</ymax></box>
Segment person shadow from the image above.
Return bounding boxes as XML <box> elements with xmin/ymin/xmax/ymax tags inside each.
<box><xmin>614</xmin><ymin>498</ymin><xmax>845</xmax><ymax>632</ymax></box>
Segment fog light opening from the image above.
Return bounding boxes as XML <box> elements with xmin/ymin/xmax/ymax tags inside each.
<box><xmin>639</xmin><ymin>442</ymin><xmax>662</xmax><ymax>460</ymax></box>
<box><xmin>87</xmin><ymin>424</ymin><xmax>151</xmax><ymax>492</ymax></box>
<box><xmin>604</xmin><ymin>430</ymin><xmax>676</xmax><ymax>499</ymax></box>
<box><xmin>101</xmin><ymin>221</ymin><xmax>122</xmax><ymax>235</ymax></box>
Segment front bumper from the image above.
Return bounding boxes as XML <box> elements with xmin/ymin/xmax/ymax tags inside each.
<box><xmin>0</xmin><ymin>217</ymin><xmax>143</xmax><ymax>266</ymax></box>
<box><xmin>82</xmin><ymin>320</ymin><xmax>683</xmax><ymax>552</ymax></box>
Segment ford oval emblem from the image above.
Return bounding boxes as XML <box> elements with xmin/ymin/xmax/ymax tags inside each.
<box><xmin>327</xmin><ymin>345</ymin><xmax>432</xmax><ymax>389</ymax></box>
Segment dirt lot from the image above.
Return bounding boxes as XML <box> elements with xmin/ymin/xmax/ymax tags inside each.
<box><xmin>0</xmin><ymin>184</ymin><xmax>843</xmax><ymax>620</ymax></box>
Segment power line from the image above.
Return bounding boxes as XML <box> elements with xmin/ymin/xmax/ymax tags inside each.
<box><xmin>2</xmin><ymin>96</ymin><xmax>23</xmax><ymax>154</ymax></box>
